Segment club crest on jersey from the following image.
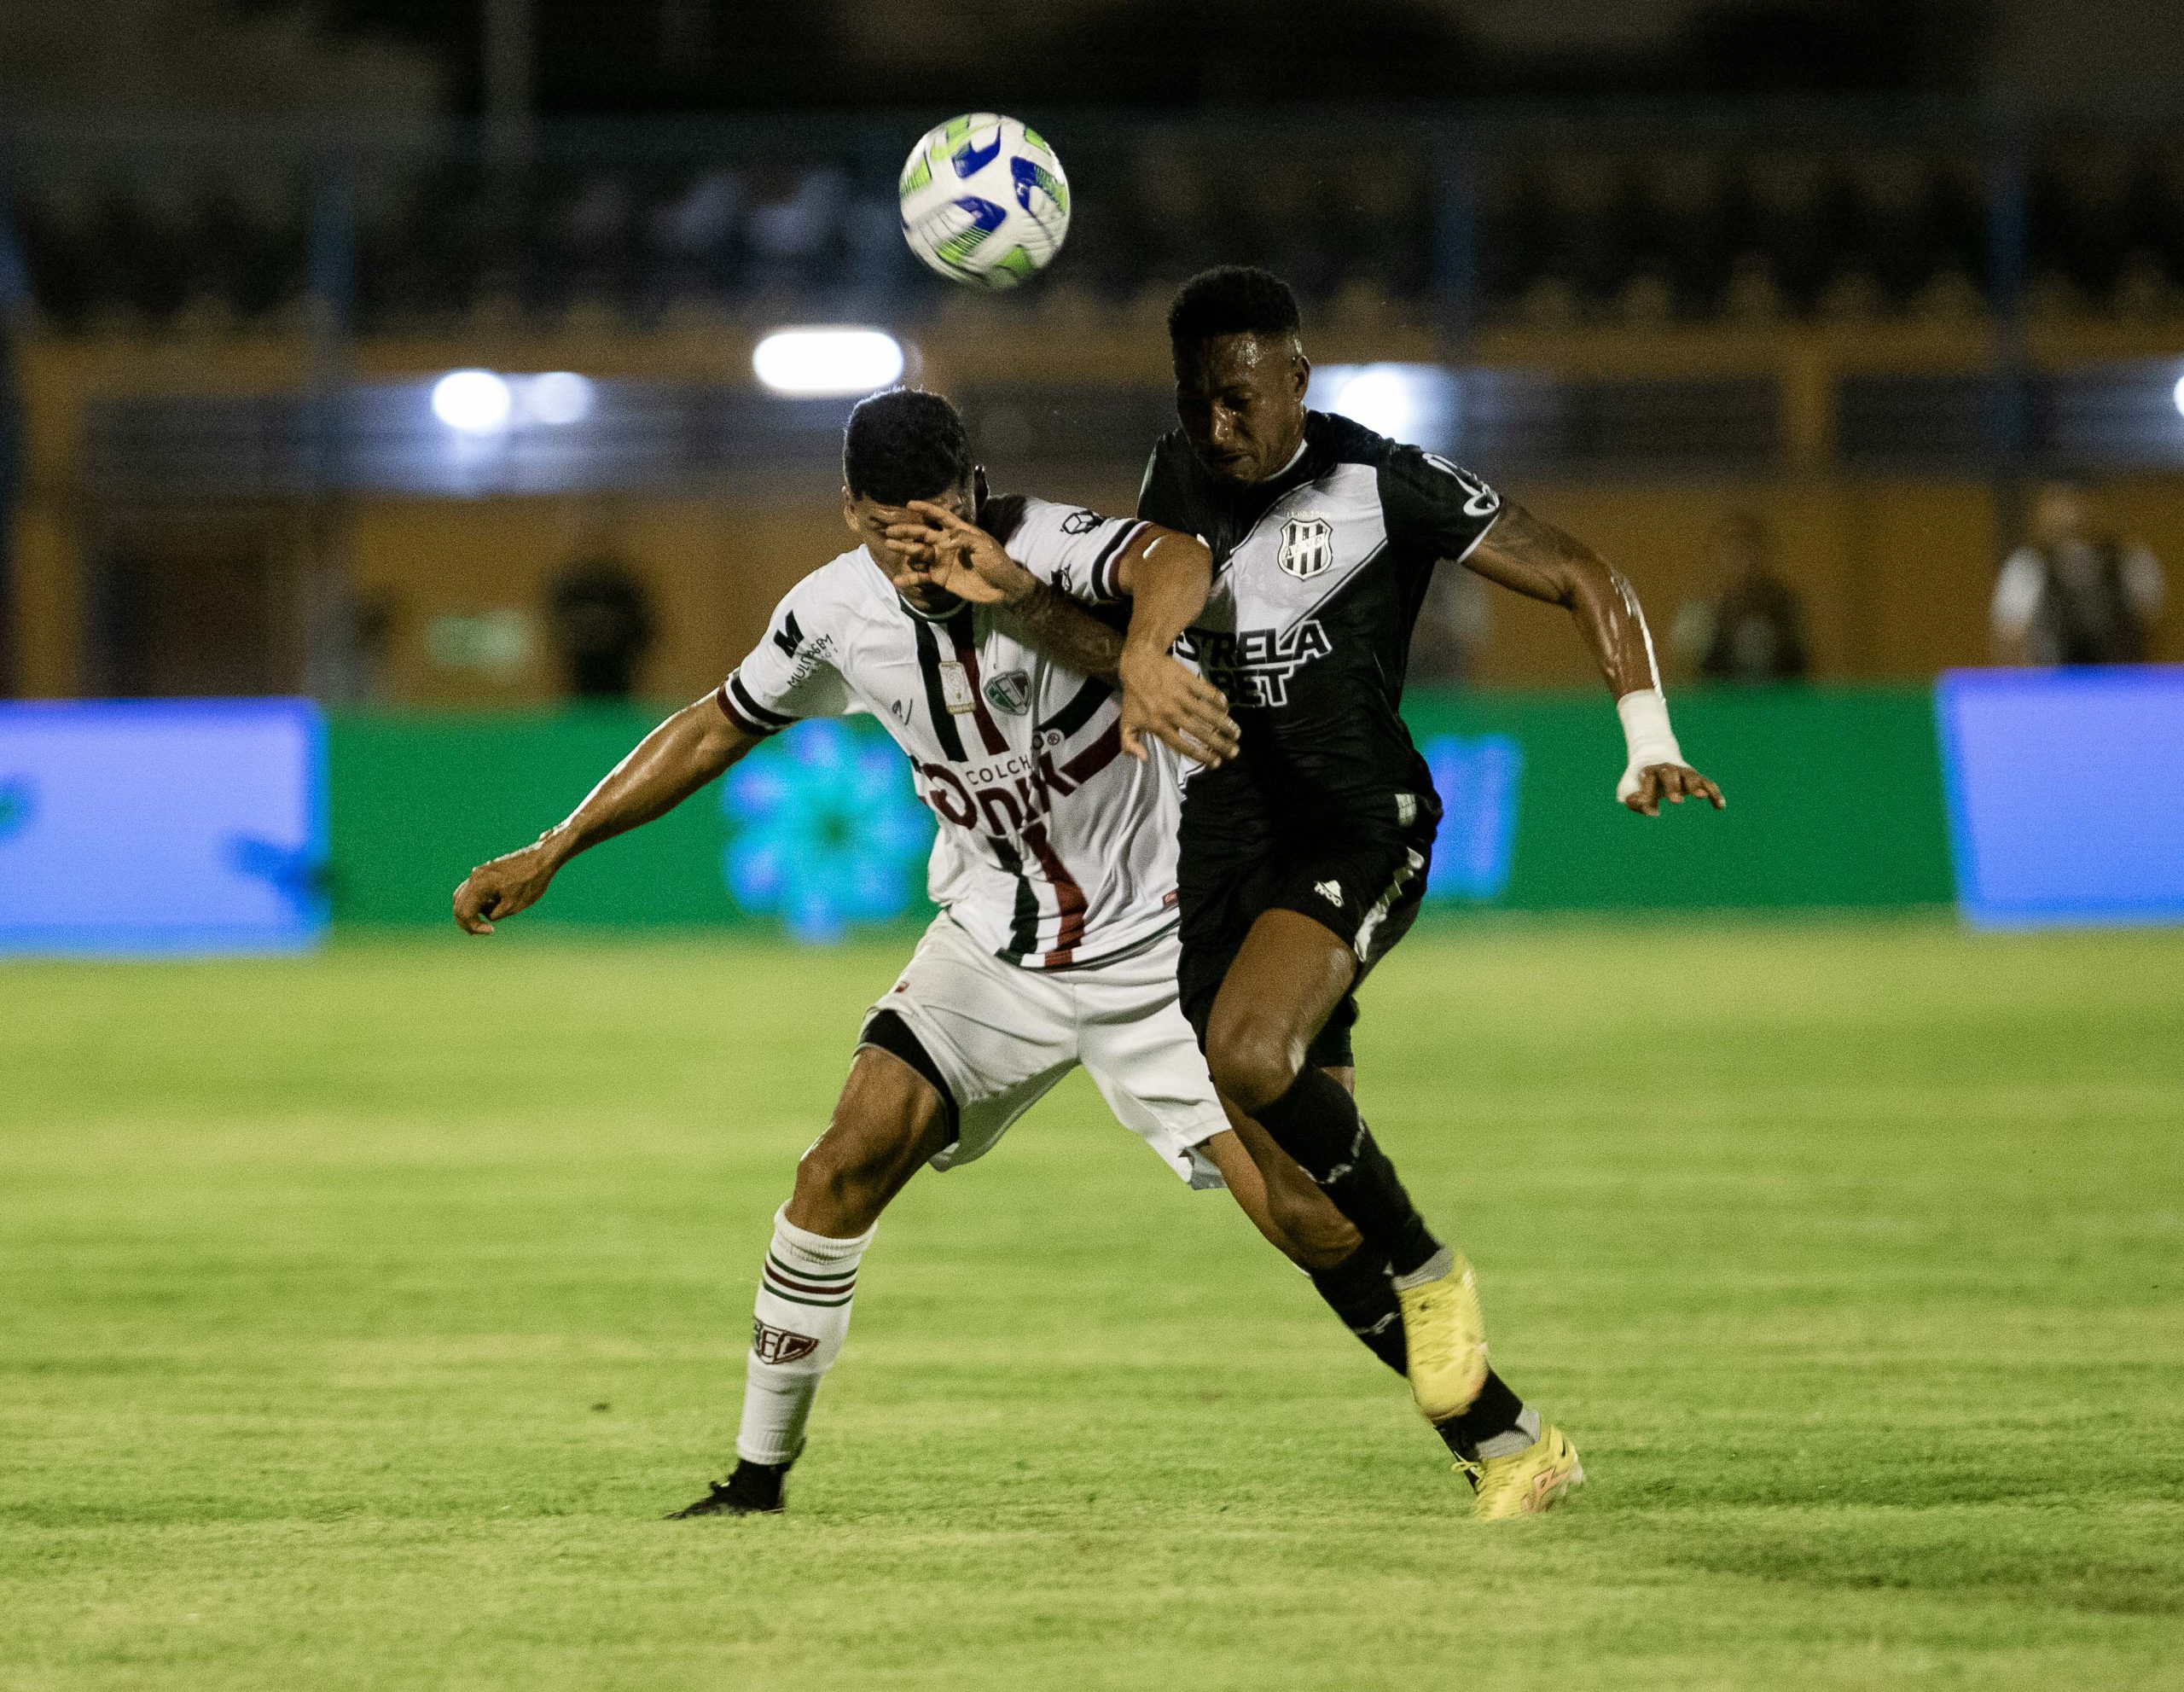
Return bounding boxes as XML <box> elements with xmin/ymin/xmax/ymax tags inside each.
<box><xmin>984</xmin><ymin>670</ymin><xmax>1031</xmax><ymax>715</ymax></box>
<box><xmin>1278</xmin><ymin>515</ymin><xmax>1336</xmax><ymax>579</ymax></box>
<box><xmin>752</xmin><ymin>1320</ymin><xmax>820</xmax><ymax>1366</ymax></box>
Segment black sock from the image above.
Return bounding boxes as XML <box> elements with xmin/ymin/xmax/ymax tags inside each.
<box><xmin>1308</xmin><ymin>1242</ymin><xmax>1409</xmax><ymax>1375</ymax></box>
<box><xmin>1252</xmin><ymin>1067</ymin><xmax>1440</xmax><ymax>1276</ymax></box>
<box><xmin>1308</xmin><ymin>1243</ymin><xmax>1531</xmax><ymax>1461</ymax></box>
<box><xmin>1442</xmin><ymin>1369</ymin><xmax>1528</xmax><ymax>1462</ymax></box>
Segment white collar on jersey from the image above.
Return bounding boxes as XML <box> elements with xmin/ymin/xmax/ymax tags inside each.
<box><xmin>894</xmin><ymin>589</ymin><xmax>962</xmax><ymax>624</ymax></box>
<box><xmin>861</xmin><ymin>542</ymin><xmax>964</xmax><ymax>624</ymax></box>
<box><xmin>1269</xmin><ymin>433</ymin><xmax>1309</xmax><ymax>479</ymax></box>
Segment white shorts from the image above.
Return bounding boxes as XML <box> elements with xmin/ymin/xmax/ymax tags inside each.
<box><xmin>860</xmin><ymin>912</ymin><xmax>1229</xmax><ymax>1189</ymax></box>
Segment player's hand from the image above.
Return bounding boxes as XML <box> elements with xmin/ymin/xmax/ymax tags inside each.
<box><xmin>886</xmin><ymin>502</ymin><xmax>1037</xmax><ymax>607</ymax></box>
<box><xmin>1620</xmin><ymin>763</ymin><xmax>1725</xmax><ymax>817</ymax></box>
<box><xmin>452</xmin><ymin>840</ymin><xmax>561</xmax><ymax>934</ymax></box>
<box><xmin>1118</xmin><ymin>647</ymin><xmax>1240</xmax><ymax>768</ymax></box>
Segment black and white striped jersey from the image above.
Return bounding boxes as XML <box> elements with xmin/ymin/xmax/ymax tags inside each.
<box><xmin>1138</xmin><ymin>409</ymin><xmax>1503</xmax><ymax>840</ymax></box>
<box><xmin>717</xmin><ymin>495</ymin><xmax>1181</xmax><ymax>970</ymax></box>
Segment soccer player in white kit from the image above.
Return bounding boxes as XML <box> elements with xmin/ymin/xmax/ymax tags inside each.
<box><xmin>453</xmin><ymin>389</ymin><xmax>1397</xmax><ymax>1518</ymax></box>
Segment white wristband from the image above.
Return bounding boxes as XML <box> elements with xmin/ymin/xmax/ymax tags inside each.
<box><xmin>1614</xmin><ymin>688</ymin><xmax>1683</xmax><ymax>803</ymax></box>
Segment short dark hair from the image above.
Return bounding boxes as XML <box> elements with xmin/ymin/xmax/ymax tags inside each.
<box><xmin>843</xmin><ymin>388</ymin><xmax>972</xmax><ymax>505</ymax></box>
<box><xmin>1167</xmin><ymin>265</ymin><xmax>1302</xmax><ymax>346</ymax></box>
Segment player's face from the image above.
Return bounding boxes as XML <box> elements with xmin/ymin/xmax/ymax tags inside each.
<box><xmin>845</xmin><ymin>479</ymin><xmax>975</xmax><ymax>611</ymax></box>
<box><xmin>1174</xmin><ymin>333</ymin><xmax>1310</xmax><ymax>485</ymax></box>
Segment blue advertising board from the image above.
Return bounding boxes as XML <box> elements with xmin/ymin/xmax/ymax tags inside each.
<box><xmin>0</xmin><ymin>700</ymin><xmax>328</xmax><ymax>956</ymax></box>
<box><xmin>1937</xmin><ymin>667</ymin><xmax>2184</xmax><ymax>928</ymax></box>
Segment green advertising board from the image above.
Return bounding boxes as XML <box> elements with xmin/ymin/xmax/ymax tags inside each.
<box><xmin>326</xmin><ymin>686</ymin><xmax>1955</xmax><ymax>931</ymax></box>
<box><xmin>1402</xmin><ymin>687</ymin><xmax>1954</xmax><ymax>911</ymax></box>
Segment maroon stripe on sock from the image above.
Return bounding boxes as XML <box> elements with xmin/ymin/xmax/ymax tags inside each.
<box><xmin>764</xmin><ymin>1265</ymin><xmax>857</xmax><ymax>1299</ymax></box>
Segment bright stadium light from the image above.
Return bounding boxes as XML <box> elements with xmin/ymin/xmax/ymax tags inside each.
<box><xmin>524</xmin><ymin>371</ymin><xmax>595</xmax><ymax>426</ymax></box>
<box><xmin>2172</xmin><ymin>372</ymin><xmax>2184</xmax><ymax>418</ymax></box>
<box><xmin>1319</xmin><ymin>363</ymin><xmax>1467</xmax><ymax>445</ymax></box>
<box><xmin>431</xmin><ymin>369</ymin><xmax>514</xmax><ymax>433</ymax></box>
<box><xmin>752</xmin><ymin>328</ymin><xmax>905</xmax><ymax>398</ymax></box>
<box><xmin>1331</xmin><ymin>365</ymin><xmax>1427</xmax><ymax>439</ymax></box>
<box><xmin>1310</xmin><ymin>363</ymin><xmax>1461</xmax><ymax>450</ymax></box>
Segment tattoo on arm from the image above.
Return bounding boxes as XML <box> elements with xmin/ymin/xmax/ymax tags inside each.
<box><xmin>1462</xmin><ymin>503</ymin><xmax>1660</xmax><ymax>697</ymax></box>
<box><xmin>1005</xmin><ymin>580</ymin><xmax>1124</xmax><ymax>683</ymax></box>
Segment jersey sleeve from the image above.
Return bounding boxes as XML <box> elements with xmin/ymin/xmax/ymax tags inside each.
<box><xmin>988</xmin><ymin>492</ymin><xmax>1148</xmax><ymax>605</ymax></box>
<box><xmin>1136</xmin><ymin>433</ymin><xmax>1194</xmax><ymax>532</ymax></box>
<box><xmin>715</xmin><ymin>573</ymin><xmax>853</xmax><ymax>736</ymax></box>
<box><xmin>1378</xmin><ymin>445</ymin><xmax>1505</xmax><ymax>573</ymax></box>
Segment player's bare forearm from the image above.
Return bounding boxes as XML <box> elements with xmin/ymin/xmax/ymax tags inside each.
<box><xmin>1002</xmin><ymin>579</ymin><xmax>1124</xmax><ymax>683</ymax></box>
<box><xmin>1463</xmin><ymin>504</ymin><xmax>1658</xmax><ymax>697</ymax></box>
<box><xmin>1467</xmin><ymin>504</ymin><xmax>1722</xmax><ymax>814</ymax></box>
<box><xmin>1113</xmin><ymin>527</ymin><xmax>1238</xmax><ymax>766</ymax></box>
<box><xmin>550</xmin><ymin>696</ymin><xmax>754</xmax><ymax>858</ymax></box>
<box><xmin>453</xmin><ymin>696</ymin><xmax>756</xmax><ymax>933</ymax></box>
<box><xmin>1115</xmin><ymin>527</ymin><xmax>1212</xmax><ymax>666</ymax></box>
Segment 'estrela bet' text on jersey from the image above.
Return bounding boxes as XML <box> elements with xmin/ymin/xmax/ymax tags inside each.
<box><xmin>717</xmin><ymin>496</ymin><xmax>1180</xmax><ymax>972</ymax></box>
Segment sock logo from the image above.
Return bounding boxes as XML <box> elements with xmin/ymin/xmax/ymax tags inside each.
<box><xmin>752</xmin><ymin>1320</ymin><xmax>821</xmax><ymax>1366</ymax></box>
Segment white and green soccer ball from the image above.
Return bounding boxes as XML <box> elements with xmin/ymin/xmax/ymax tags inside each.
<box><xmin>897</xmin><ymin>113</ymin><xmax>1071</xmax><ymax>290</ymax></box>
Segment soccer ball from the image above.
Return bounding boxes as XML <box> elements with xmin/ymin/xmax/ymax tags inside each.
<box><xmin>897</xmin><ymin>113</ymin><xmax>1071</xmax><ymax>290</ymax></box>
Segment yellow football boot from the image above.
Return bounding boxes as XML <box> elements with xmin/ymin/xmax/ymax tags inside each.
<box><xmin>1393</xmin><ymin>1248</ymin><xmax>1488</xmax><ymax>1422</ymax></box>
<box><xmin>1461</xmin><ymin>1423</ymin><xmax>1585</xmax><ymax>1521</ymax></box>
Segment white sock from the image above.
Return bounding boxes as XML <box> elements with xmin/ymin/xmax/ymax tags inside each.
<box><xmin>735</xmin><ymin>1206</ymin><xmax>874</xmax><ymax>1467</ymax></box>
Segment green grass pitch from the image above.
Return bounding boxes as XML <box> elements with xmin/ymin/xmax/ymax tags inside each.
<box><xmin>3</xmin><ymin>920</ymin><xmax>2181</xmax><ymax>1691</ymax></box>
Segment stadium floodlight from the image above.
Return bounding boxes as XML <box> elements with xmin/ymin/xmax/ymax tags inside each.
<box><xmin>1317</xmin><ymin>363</ymin><xmax>1458</xmax><ymax>445</ymax></box>
<box><xmin>431</xmin><ymin>369</ymin><xmax>514</xmax><ymax>433</ymax></box>
<box><xmin>2173</xmin><ymin>372</ymin><xmax>2184</xmax><ymax>418</ymax></box>
<box><xmin>524</xmin><ymin>372</ymin><xmax>595</xmax><ymax>426</ymax></box>
<box><xmin>752</xmin><ymin>329</ymin><xmax>905</xmax><ymax>398</ymax></box>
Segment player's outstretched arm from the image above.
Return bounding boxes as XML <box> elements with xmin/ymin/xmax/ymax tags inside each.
<box><xmin>1464</xmin><ymin>505</ymin><xmax>1726</xmax><ymax>817</ymax></box>
<box><xmin>452</xmin><ymin>697</ymin><xmax>760</xmax><ymax>933</ymax></box>
<box><xmin>1113</xmin><ymin>526</ymin><xmax>1238</xmax><ymax>766</ymax></box>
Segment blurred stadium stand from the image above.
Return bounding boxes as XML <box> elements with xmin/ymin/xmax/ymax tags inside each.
<box><xmin>4</xmin><ymin>99</ymin><xmax>2183</xmax><ymax>707</ymax></box>
<box><xmin>5</xmin><ymin>104</ymin><xmax>2184</xmax><ymax>330</ymax></box>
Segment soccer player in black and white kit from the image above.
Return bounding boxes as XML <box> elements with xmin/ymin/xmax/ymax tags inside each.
<box><xmin>1118</xmin><ymin>268</ymin><xmax>1725</xmax><ymax>1518</ymax></box>
<box><xmin>453</xmin><ymin>389</ymin><xmax>1527</xmax><ymax>1520</ymax></box>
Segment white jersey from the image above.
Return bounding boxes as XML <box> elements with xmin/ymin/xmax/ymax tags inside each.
<box><xmin>717</xmin><ymin>495</ymin><xmax>1180</xmax><ymax>970</ymax></box>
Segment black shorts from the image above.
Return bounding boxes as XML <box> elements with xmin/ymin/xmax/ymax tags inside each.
<box><xmin>1176</xmin><ymin>811</ymin><xmax>1438</xmax><ymax>1073</ymax></box>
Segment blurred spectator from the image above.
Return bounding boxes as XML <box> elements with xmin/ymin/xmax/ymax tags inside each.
<box><xmin>1991</xmin><ymin>481</ymin><xmax>2164</xmax><ymax>666</ymax></box>
<box><xmin>548</xmin><ymin>550</ymin><xmax>655</xmax><ymax>701</ymax></box>
<box><xmin>1673</xmin><ymin>510</ymin><xmax>1810</xmax><ymax>683</ymax></box>
<box><xmin>648</xmin><ymin>168</ymin><xmax>744</xmax><ymax>301</ymax></box>
<box><xmin>745</xmin><ymin>167</ymin><xmax>851</xmax><ymax>294</ymax></box>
